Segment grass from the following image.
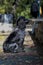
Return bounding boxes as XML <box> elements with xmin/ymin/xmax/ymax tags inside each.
<box><xmin>0</xmin><ymin>36</ymin><xmax>6</xmax><ymax>41</ymax></box>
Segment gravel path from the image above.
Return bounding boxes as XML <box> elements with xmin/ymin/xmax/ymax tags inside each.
<box><xmin>0</xmin><ymin>52</ymin><xmax>43</xmax><ymax>65</ymax></box>
<box><xmin>0</xmin><ymin>31</ymin><xmax>43</xmax><ymax>65</ymax></box>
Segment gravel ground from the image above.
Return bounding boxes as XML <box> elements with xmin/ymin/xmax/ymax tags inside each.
<box><xmin>0</xmin><ymin>46</ymin><xmax>43</xmax><ymax>65</ymax></box>
<box><xmin>0</xmin><ymin>33</ymin><xmax>43</xmax><ymax>65</ymax></box>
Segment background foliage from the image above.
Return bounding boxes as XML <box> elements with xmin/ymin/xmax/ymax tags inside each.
<box><xmin>0</xmin><ymin>0</ymin><xmax>43</xmax><ymax>18</ymax></box>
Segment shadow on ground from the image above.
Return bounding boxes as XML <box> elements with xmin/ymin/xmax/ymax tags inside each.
<box><xmin>0</xmin><ymin>32</ymin><xmax>43</xmax><ymax>65</ymax></box>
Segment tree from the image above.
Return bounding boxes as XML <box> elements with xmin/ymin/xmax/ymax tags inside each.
<box><xmin>16</xmin><ymin>0</ymin><xmax>32</xmax><ymax>18</ymax></box>
<box><xmin>0</xmin><ymin>0</ymin><xmax>15</xmax><ymax>14</ymax></box>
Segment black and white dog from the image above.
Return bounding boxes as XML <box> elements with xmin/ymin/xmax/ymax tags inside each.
<box><xmin>3</xmin><ymin>16</ymin><xmax>26</xmax><ymax>53</ymax></box>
